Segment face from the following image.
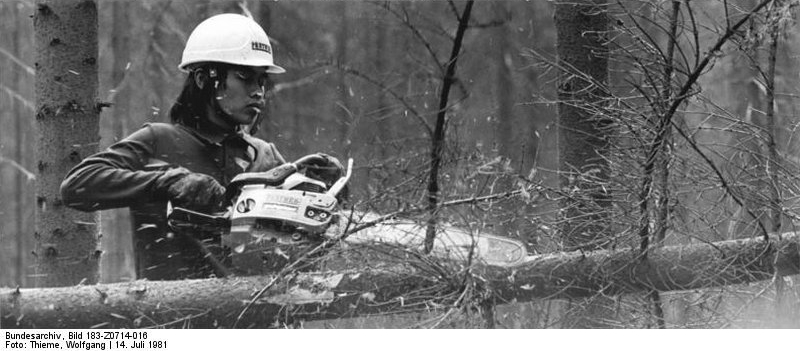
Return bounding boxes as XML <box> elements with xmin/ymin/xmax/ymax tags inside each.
<box><xmin>209</xmin><ymin>65</ymin><xmax>271</xmax><ymax>128</ymax></box>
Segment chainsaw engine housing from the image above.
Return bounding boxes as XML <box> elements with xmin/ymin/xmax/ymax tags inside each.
<box><xmin>221</xmin><ymin>157</ymin><xmax>352</xmax><ymax>275</ymax></box>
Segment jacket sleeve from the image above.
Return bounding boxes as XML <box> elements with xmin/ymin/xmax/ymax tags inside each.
<box><xmin>60</xmin><ymin>125</ymin><xmax>183</xmax><ymax>212</ymax></box>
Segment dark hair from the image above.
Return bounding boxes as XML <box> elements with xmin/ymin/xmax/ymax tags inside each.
<box><xmin>169</xmin><ymin>63</ymin><xmax>229</xmax><ymax>127</ymax></box>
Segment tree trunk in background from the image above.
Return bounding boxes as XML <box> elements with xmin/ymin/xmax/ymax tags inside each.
<box><xmin>729</xmin><ymin>67</ymin><xmax>769</xmax><ymax>239</ymax></box>
<box><xmin>650</xmin><ymin>0</ymin><xmax>681</xmax><ymax>329</ymax></box>
<box><xmin>520</xmin><ymin>2</ymin><xmax>549</xmax><ymax>252</ymax></box>
<box><xmin>555</xmin><ymin>0</ymin><xmax>611</xmax><ymax>250</ymax></box>
<box><xmin>491</xmin><ymin>1</ymin><xmax>520</xmax><ymax>239</ymax></box>
<box><xmin>735</xmin><ymin>93</ymin><xmax>767</xmax><ymax>238</ymax></box>
<box><xmin>144</xmin><ymin>4</ymin><xmax>171</xmax><ymax>123</ymax></box>
<box><xmin>523</xmin><ymin>2</ymin><xmax>548</xmax><ymax>172</ymax></box>
<box><xmin>555</xmin><ymin>0</ymin><xmax>612</xmax><ymax>328</ymax></box>
<box><xmin>109</xmin><ymin>1</ymin><xmax>130</xmax><ymax>141</ymax></box>
<box><xmin>374</xmin><ymin>9</ymin><xmax>391</xmax><ymax>163</ymax></box>
<box><xmin>336</xmin><ymin>2</ymin><xmax>352</xmax><ymax>158</ymax></box>
<box><xmin>99</xmin><ymin>0</ymin><xmax>134</xmax><ymax>283</ymax></box>
<box><xmin>763</xmin><ymin>19</ymin><xmax>790</xmax><ymax>330</ymax></box>
<box><xmin>727</xmin><ymin>0</ymin><xmax>771</xmax><ymax>240</ymax></box>
<box><xmin>493</xmin><ymin>2</ymin><xmax>514</xmax><ymax>161</ymax></box>
<box><xmin>13</xmin><ymin>2</ymin><xmax>28</xmax><ymax>288</ymax></box>
<box><xmin>764</xmin><ymin>28</ymin><xmax>780</xmax><ymax>234</ymax></box>
<box><xmin>33</xmin><ymin>0</ymin><xmax>100</xmax><ymax>287</ymax></box>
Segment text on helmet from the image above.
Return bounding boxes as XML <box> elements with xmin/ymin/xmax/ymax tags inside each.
<box><xmin>251</xmin><ymin>41</ymin><xmax>272</xmax><ymax>54</ymax></box>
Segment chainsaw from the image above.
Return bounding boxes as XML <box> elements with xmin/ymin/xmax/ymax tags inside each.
<box><xmin>168</xmin><ymin>153</ymin><xmax>530</xmax><ymax>276</ymax></box>
<box><xmin>167</xmin><ymin>153</ymin><xmax>353</xmax><ymax>275</ymax></box>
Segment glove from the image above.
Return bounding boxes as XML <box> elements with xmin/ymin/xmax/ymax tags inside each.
<box><xmin>162</xmin><ymin>168</ymin><xmax>226</xmax><ymax>212</ymax></box>
<box><xmin>303</xmin><ymin>153</ymin><xmax>344</xmax><ymax>187</ymax></box>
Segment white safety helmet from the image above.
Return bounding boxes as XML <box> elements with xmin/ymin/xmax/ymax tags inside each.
<box><xmin>179</xmin><ymin>13</ymin><xmax>285</xmax><ymax>74</ymax></box>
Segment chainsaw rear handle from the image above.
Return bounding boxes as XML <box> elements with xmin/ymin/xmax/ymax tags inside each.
<box><xmin>227</xmin><ymin>163</ymin><xmax>297</xmax><ymax>190</ymax></box>
<box><xmin>225</xmin><ymin>154</ymin><xmax>334</xmax><ymax>191</ymax></box>
<box><xmin>293</xmin><ymin>153</ymin><xmax>332</xmax><ymax>169</ymax></box>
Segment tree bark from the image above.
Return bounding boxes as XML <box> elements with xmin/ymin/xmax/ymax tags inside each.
<box><xmin>373</xmin><ymin>6</ymin><xmax>392</xmax><ymax>163</ymax></box>
<box><xmin>493</xmin><ymin>1</ymin><xmax>514</xmax><ymax>160</ymax></box>
<box><xmin>3</xmin><ymin>231</ymin><xmax>798</xmax><ymax>328</ymax></box>
<box><xmin>33</xmin><ymin>0</ymin><xmax>100</xmax><ymax>287</ymax></box>
<box><xmin>490</xmin><ymin>1</ymin><xmax>522</xmax><ymax>248</ymax></box>
<box><xmin>764</xmin><ymin>23</ymin><xmax>781</xmax><ymax>234</ymax></box>
<box><xmin>12</xmin><ymin>1</ymin><xmax>28</xmax><ymax>288</ymax></box>
<box><xmin>555</xmin><ymin>0</ymin><xmax>612</xmax><ymax>250</ymax></box>
<box><xmin>554</xmin><ymin>0</ymin><xmax>612</xmax><ymax>328</ymax></box>
<box><xmin>336</xmin><ymin>1</ymin><xmax>352</xmax><ymax>158</ymax></box>
<box><xmin>99</xmin><ymin>0</ymin><xmax>135</xmax><ymax>284</ymax></box>
<box><xmin>729</xmin><ymin>9</ymin><xmax>768</xmax><ymax>239</ymax></box>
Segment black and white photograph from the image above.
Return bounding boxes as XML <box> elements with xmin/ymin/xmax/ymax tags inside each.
<box><xmin>0</xmin><ymin>0</ymin><xmax>798</xmax><ymax>339</ymax></box>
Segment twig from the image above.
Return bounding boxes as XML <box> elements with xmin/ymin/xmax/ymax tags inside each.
<box><xmin>0</xmin><ymin>46</ymin><xmax>35</xmax><ymax>76</ymax></box>
<box><xmin>0</xmin><ymin>83</ymin><xmax>35</xmax><ymax>112</ymax></box>
<box><xmin>0</xmin><ymin>155</ymin><xmax>36</xmax><ymax>181</ymax></box>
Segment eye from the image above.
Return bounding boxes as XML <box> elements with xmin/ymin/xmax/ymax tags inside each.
<box><xmin>234</xmin><ymin>70</ymin><xmax>251</xmax><ymax>81</ymax></box>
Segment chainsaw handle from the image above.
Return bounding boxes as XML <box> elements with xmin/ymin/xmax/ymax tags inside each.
<box><xmin>292</xmin><ymin>154</ymin><xmax>332</xmax><ymax>170</ymax></box>
<box><xmin>225</xmin><ymin>162</ymin><xmax>298</xmax><ymax>199</ymax></box>
<box><xmin>225</xmin><ymin>154</ymin><xmax>339</xmax><ymax>201</ymax></box>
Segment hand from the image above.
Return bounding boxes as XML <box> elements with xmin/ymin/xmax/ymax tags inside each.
<box><xmin>317</xmin><ymin>153</ymin><xmax>344</xmax><ymax>174</ymax></box>
<box><xmin>304</xmin><ymin>153</ymin><xmax>344</xmax><ymax>187</ymax></box>
<box><xmin>164</xmin><ymin>168</ymin><xmax>226</xmax><ymax>212</ymax></box>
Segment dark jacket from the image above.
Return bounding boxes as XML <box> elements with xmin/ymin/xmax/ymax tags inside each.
<box><xmin>61</xmin><ymin>122</ymin><xmax>285</xmax><ymax>280</ymax></box>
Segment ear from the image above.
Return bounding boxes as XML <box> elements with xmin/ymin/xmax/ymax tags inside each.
<box><xmin>193</xmin><ymin>70</ymin><xmax>207</xmax><ymax>89</ymax></box>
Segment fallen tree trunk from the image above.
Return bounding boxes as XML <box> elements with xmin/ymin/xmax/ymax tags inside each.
<box><xmin>2</xmin><ymin>232</ymin><xmax>798</xmax><ymax>328</ymax></box>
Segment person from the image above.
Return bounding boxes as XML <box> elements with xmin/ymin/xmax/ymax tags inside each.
<box><xmin>61</xmin><ymin>14</ymin><xmax>293</xmax><ymax>280</ymax></box>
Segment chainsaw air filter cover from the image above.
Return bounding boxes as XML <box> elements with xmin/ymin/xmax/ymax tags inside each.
<box><xmin>230</xmin><ymin>174</ymin><xmax>337</xmax><ymax>233</ymax></box>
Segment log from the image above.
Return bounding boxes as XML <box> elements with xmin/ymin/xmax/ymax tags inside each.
<box><xmin>2</xmin><ymin>232</ymin><xmax>798</xmax><ymax>328</ymax></box>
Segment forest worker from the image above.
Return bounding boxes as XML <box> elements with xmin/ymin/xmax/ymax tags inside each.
<box><xmin>61</xmin><ymin>13</ymin><xmax>316</xmax><ymax>281</ymax></box>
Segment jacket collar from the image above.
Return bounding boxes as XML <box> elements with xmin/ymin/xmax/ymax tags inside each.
<box><xmin>179</xmin><ymin>118</ymin><xmax>247</xmax><ymax>146</ymax></box>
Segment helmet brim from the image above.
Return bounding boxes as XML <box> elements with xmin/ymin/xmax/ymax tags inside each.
<box><xmin>179</xmin><ymin>61</ymin><xmax>286</xmax><ymax>74</ymax></box>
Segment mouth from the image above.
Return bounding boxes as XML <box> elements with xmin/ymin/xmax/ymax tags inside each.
<box><xmin>245</xmin><ymin>103</ymin><xmax>263</xmax><ymax>114</ymax></box>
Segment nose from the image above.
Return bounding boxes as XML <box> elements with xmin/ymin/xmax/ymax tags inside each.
<box><xmin>250</xmin><ymin>86</ymin><xmax>264</xmax><ymax>99</ymax></box>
